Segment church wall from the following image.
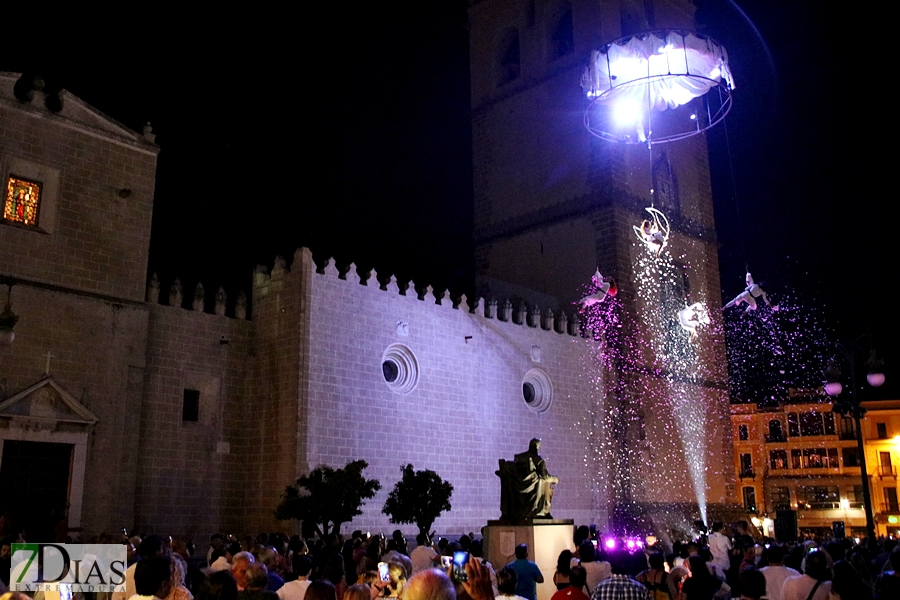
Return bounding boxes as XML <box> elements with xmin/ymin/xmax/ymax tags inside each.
<box><xmin>237</xmin><ymin>253</ymin><xmax>312</xmax><ymax>534</ymax></box>
<box><xmin>291</xmin><ymin>258</ymin><xmax>609</xmax><ymax>536</ymax></box>
<box><xmin>0</xmin><ymin>99</ymin><xmax>156</xmax><ymax>303</ymax></box>
<box><xmin>135</xmin><ymin>302</ymin><xmax>252</xmax><ymax>537</ymax></box>
<box><xmin>0</xmin><ymin>284</ymin><xmax>149</xmax><ymax>534</ymax></box>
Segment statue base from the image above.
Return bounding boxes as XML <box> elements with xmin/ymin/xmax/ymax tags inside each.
<box><xmin>483</xmin><ymin>519</ymin><xmax>574</xmax><ymax>600</ymax></box>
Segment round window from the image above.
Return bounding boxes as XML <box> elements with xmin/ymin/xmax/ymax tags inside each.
<box><xmin>381</xmin><ymin>344</ymin><xmax>420</xmax><ymax>394</ymax></box>
<box><xmin>521</xmin><ymin>368</ymin><xmax>553</xmax><ymax>413</ymax></box>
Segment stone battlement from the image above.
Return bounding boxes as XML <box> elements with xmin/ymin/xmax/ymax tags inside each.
<box><xmin>249</xmin><ymin>248</ymin><xmax>582</xmax><ymax>336</ymax></box>
<box><xmin>145</xmin><ymin>272</ymin><xmax>248</xmax><ymax>319</ymax></box>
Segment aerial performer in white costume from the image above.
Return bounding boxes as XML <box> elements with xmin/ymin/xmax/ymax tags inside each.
<box><xmin>678</xmin><ymin>302</ymin><xmax>710</xmax><ymax>341</ymax></box>
<box><xmin>578</xmin><ymin>269</ymin><xmax>617</xmax><ymax>311</ymax></box>
<box><xmin>633</xmin><ymin>207</ymin><xmax>670</xmax><ymax>256</ymax></box>
<box><xmin>724</xmin><ymin>272</ymin><xmax>778</xmax><ymax>313</ymax></box>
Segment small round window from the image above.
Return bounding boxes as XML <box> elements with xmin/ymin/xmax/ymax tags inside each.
<box><xmin>381</xmin><ymin>344</ymin><xmax>420</xmax><ymax>394</ymax></box>
<box><xmin>521</xmin><ymin>368</ymin><xmax>553</xmax><ymax>413</ymax></box>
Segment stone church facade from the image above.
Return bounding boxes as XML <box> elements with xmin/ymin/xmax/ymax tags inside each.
<box><xmin>0</xmin><ymin>0</ymin><xmax>736</xmax><ymax>542</ymax></box>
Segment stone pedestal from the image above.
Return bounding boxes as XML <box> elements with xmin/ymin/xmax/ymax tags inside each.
<box><xmin>483</xmin><ymin>520</ymin><xmax>574</xmax><ymax>600</ymax></box>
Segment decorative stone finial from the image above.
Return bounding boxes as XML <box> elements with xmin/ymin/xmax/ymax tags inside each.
<box><xmin>515</xmin><ymin>302</ymin><xmax>527</xmax><ymax>325</ymax></box>
<box><xmin>169</xmin><ymin>279</ymin><xmax>183</xmax><ymax>307</ymax></box>
<box><xmin>438</xmin><ymin>289</ymin><xmax>451</xmax><ymax>306</ymax></box>
<box><xmin>366</xmin><ymin>268</ymin><xmax>379</xmax><ymax>287</ymax></box>
<box><xmin>458</xmin><ymin>294</ymin><xmax>469</xmax><ymax>312</ymax></box>
<box><xmin>253</xmin><ymin>265</ymin><xmax>269</xmax><ymax>287</ymax></box>
<box><xmin>342</xmin><ymin>262</ymin><xmax>356</xmax><ymax>282</ymax></box>
<box><xmin>271</xmin><ymin>256</ymin><xmax>287</xmax><ymax>279</ymax></box>
<box><xmin>215</xmin><ymin>287</ymin><xmax>227</xmax><ymax>316</ymax></box>
<box><xmin>147</xmin><ymin>272</ymin><xmax>160</xmax><ymax>303</ymax></box>
<box><xmin>529</xmin><ymin>305</ymin><xmax>541</xmax><ymax>328</ymax></box>
<box><xmin>500</xmin><ymin>299</ymin><xmax>512</xmax><ymax>322</ymax></box>
<box><xmin>143</xmin><ymin>122</ymin><xmax>156</xmax><ymax>143</ymax></box>
<box><xmin>235</xmin><ymin>291</ymin><xmax>247</xmax><ymax>320</ymax></box>
<box><xmin>423</xmin><ymin>286</ymin><xmax>436</xmax><ymax>303</ymax></box>
<box><xmin>323</xmin><ymin>257</ymin><xmax>339</xmax><ymax>277</ymax></box>
<box><xmin>556</xmin><ymin>311</ymin><xmax>568</xmax><ymax>334</ymax></box>
<box><xmin>486</xmin><ymin>298</ymin><xmax>498</xmax><ymax>319</ymax></box>
<box><xmin>386</xmin><ymin>275</ymin><xmax>399</xmax><ymax>294</ymax></box>
<box><xmin>542</xmin><ymin>308</ymin><xmax>554</xmax><ymax>331</ymax></box>
<box><xmin>569</xmin><ymin>313</ymin><xmax>581</xmax><ymax>335</ymax></box>
<box><xmin>193</xmin><ymin>282</ymin><xmax>205</xmax><ymax>311</ymax></box>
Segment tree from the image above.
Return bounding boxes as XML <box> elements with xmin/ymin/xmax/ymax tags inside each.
<box><xmin>382</xmin><ymin>464</ymin><xmax>453</xmax><ymax>537</ymax></box>
<box><xmin>275</xmin><ymin>460</ymin><xmax>381</xmax><ymax>538</ymax></box>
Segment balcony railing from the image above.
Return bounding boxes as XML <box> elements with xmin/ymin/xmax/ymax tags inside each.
<box><xmin>877</xmin><ymin>466</ymin><xmax>897</xmax><ymax>477</ymax></box>
<box><xmin>765</xmin><ymin>434</ymin><xmax>786</xmax><ymax>443</ymax></box>
<box><xmin>799</xmin><ymin>502</ymin><xmax>842</xmax><ymax>510</ymax></box>
<box><xmin>881</xmin><ymin>503</ymin><xmax>900</xmax><ymax>514</ymax></box>
<box><xmin>739</xmin><ymin>469</ymin><xmax>756</xmax><ymax>480</ymax></box>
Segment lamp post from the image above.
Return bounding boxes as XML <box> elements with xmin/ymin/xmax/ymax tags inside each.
<box><xmin>824</xmin><ymin>341</ymin><xmax>884</xmax><ymax>547</ymax></box>
<box><xmin>0</xmin><ymin>281</ymin><xmax>17</xmax><ymax>345</ymax></box>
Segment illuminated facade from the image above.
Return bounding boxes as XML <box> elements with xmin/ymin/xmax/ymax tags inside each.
<box><xmin>732</xmin><ymin>392</ymin><xmax>900</xmax><ymax>539</ymax></box>
<box><xmin>859</xmin><ymin>399</ymin><xmax>900</xmax><ymax>538</ymax></box>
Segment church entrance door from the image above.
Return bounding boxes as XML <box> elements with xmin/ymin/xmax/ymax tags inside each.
<box><xmin>0</xmin><ymin>440</ymin><xmax>73</xmax><ymax>541</ymax></box>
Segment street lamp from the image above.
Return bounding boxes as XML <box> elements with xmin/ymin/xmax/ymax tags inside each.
<box><xmin>0</xmin><ymin>282</ymin><xmax>17</xmax><ymax>346</ymax></box>
<box><xmin>824</xmin><ymin>341</ymin><xmax>885</xmax><ymax>547</ymax></box>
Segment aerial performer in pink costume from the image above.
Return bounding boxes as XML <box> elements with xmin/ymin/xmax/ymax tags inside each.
<box><xmin>577</xmin><ymin>269</ymin><xmax>617</xmax><ymax>311</ymax></box>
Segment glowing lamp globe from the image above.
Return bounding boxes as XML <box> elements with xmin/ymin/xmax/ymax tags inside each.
<box><xmin>0</xmin><ymin>327</ymin><xmax>13</xmax><ymax>346</ymax></box>
<box><xmin>582</xmin><ymin>30</ymin><xmax>734</xmax><ymax>144</ymax></box>
<box><xmin>867</xmin><ymin>372</ymin><xmax>885</xmax><ymax>387</ymax></box>
<box><xmin>604</xmin><ymin>538</ymin><xmax>616</xmax><ymax>550</ymax></box>
<box><xmin>824</xmin><ymin>381</ymin><xmax>843</xmax><ymax>396</ymax></box>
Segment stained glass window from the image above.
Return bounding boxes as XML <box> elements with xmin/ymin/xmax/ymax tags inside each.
<box><xmin>4</xmin><ymin>176</ymin><xmax>41</xmax><ymax>226</ymax></box>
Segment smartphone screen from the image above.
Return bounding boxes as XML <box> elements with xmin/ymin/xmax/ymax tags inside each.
<box><xmin>451</xmin><ymin>551</ymin><xmax>469</xmax><ymax>582</ymax></box>
<box><xmin>378</xmin><ymin>562</ymin><xmax>390</xmax><ymax>582</ymax></box>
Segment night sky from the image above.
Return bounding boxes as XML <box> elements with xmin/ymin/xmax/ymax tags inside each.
<box><xmin>2</xmin><ymin>2</ymin><xmax>893</xmax><ymax>398</ymax></box>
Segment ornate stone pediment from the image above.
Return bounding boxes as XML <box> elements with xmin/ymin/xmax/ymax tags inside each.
<box><xmin>0</xmin><ymin>377</ymin><xmax>98</xmax><ymax>430</ymax></box>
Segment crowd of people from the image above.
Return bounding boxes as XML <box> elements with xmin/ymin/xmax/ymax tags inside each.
<box><xmin>2</xmin><ymin>521</ymin><xmax>900</xmax><ymax>600</ymax></box>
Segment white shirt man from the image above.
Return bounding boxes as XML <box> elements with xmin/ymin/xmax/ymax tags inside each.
<box><xmin>278</xmin><ymin>556</ymin><xmax>312</xmax><ymax>600</ymax></box>
<box><xmin>708</xmin><ymin>527</ymin><xmax>732</xmax><ymax>571</ymax></box>
<box><xmin>410</xmin><ymin>536</ymin><xmax>439</xmax><ymax>575</ymax></box>
<box><xmin>760</xmin><ymin>548</ymin><xmax>799</xmax><ymax>600</ymax></box>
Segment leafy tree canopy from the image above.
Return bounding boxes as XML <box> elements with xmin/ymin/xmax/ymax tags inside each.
<box><xmin>382</xmin><ymin>463</ymin><xmax>453</xmax><ymax>537</ymax></box>
<box><xmin>276</xmin><ymin>459</ymin><xmax>381</xmax><ymax>538</ymax></box>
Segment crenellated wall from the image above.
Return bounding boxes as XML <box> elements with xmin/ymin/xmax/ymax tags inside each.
<box><xmin>241</xmin><ymin>246</ymin><xmax>602</xmax><ymax>534</ymax></box>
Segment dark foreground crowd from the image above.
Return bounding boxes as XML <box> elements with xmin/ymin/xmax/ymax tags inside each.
<box><xmin>2</xmin><ymin>521</ymin><xmax>900</xmax><ymax>600</ymax></box>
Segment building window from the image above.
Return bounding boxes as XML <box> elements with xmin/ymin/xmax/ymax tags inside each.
<box><xmin>827</xmin><ymin>448</ymin><xmax>839</xmax><ymax>468</ymax></box>
<box><xmin>771</xmin><ymin>486</ymin><xmax>791</xmax><ymax>510</ymax></box>
<box><xmin>803</xmin><ymin>448</ymin><xmax>827</xmax><ymax>468</ymax></box>
<box><xmin>768</xmin><ymin>420</ymin><xmax>784</xmax><ymax>442</ymax></box>
<box><xmin>880</xmin><ymin>452</ymin><xmax>894</xmax><ymax>476</ymax></box>
<box><xmin>877</xmin><ymin>423</ymin><xmax>889</xmax><ymax>439</ymax></box>
<box><xmin>4</xmin><ymin>176</ymin><xmax>41</xmax><ymax>226</ymax></box>
<box><xmin>885</xmin><ymin>487</ymin><xmax>899</xmax><ymax>512</ymax></box>
<box><xmin>840</xmin><ymin>416</ymin><xmax>856</xmax><ymax>440</ymax></box>
<box><xmin>742</xmin><ymin>487</ymin><xmax>757</xmax><ymax>512</ymax></box>
<box><xmin>798</xmin><ymin>485</ymin><xmax>840</xmax><ymax>510</ymax></box>
<box><xmin>770</xmin><ymin>450</ymin><xmax>787</xmax><ymax>470</ymax></box>
<box><xmin>738</xmin><ymin>424</ymin><xmax>748</xmax><ymax>441</ymax></box>
<box><xmin>740</xmin><ymin>453</ymin><xmax>753</xmax><ymax>477</ymax></box>
<box><xmin>182</xmin><ymin>389</ymin><xmax>200</xmax><ymax>422</ymax></box>
<box><xmin>787</xmin><ymin>412</ymin><xmax>800</xmax><ymax>437</ymax></box>
<box><xmin>791</xmin><ymin>449</ymin><xmax>802</xmax><ymax>469</ymax></box>
<box><xmin>799</xmin><ymin>412</ymin><xmax>824</xmax><ymax>436</ymax></box>
<box><xmin>522</xmin><ymin>368</ymin><xmax>553</xmax><ymax>413</ymax></box>
<box><xmin>842</xmin><ymin>447</ymin><xmax>860</xmax><ymax>467</ymax></box>
<box><xmin>823</xmin><ymin>412</ymin><xmax>836</xmax><ymax>435</ymax></box>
